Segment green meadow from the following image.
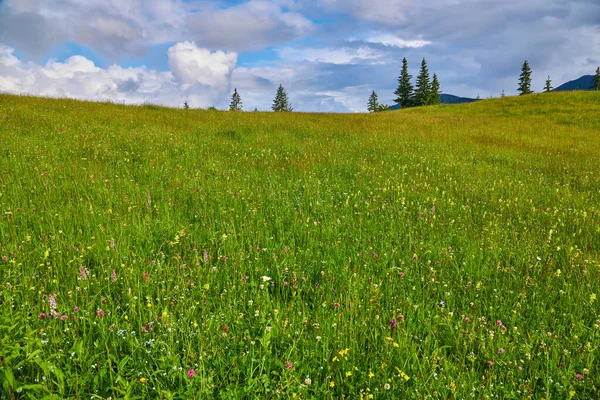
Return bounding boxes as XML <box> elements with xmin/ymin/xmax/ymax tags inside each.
<box><xmin>0</xmin><ymin>92</ymin><xmax>599</xmax><ymax>399</ymax></box>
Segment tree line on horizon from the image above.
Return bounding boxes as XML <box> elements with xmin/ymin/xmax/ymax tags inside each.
<box><xmin>183</xmin><ymin>62</ymin><xmax>600</xmax><ymax>112</ymax></box>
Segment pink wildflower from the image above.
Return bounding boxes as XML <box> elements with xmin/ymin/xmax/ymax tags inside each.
<box><xmin>111</xmin><ymin>269</ymin><xmax>117</xmax><ymax>282</ymax></box>
<box><xmin>39</xmin><ymin>313</ymin><xmax>46</xmax><ymax>320</ymax></box>
<box><xmin>61</xmin><ymin>315</ymin><xmax>68</xmax><ymax>321</ymax></box>
<box><xmin>285</xmin><ymin>362</ymin><xmax>293</xmax><ymax>370</ymax></box>
<box><xmin>79</xmin><ymin>265</ymin><xmax>87</xmax><ymax>280</ymax></box>
<box><xmin>576</xmin><ymin>374</ymin><xmax>584</xmax><ymax>381</ymax></box>
<box><xmin>49</xmin><ymin>294</ymin><xmax>57</xmax><ymax>313</ymax></box>
<box><xmin>499</xmin><ymin>348</ymin><xmax>505</xmax><ymax>354</ymax></box>
<box><xmin>97</xmin><ymin>309</ymin><xmax>105</xmax><ymax>317</ymax></box>
<box><xmin>188</xmin><ymin>369</ymin><xmax>196</xmax><ymax>379</ymax></box>
<box><xmin>203</xmin><ymin>250</ymin><xmax>209</xmax><ymax>263</ymax></box>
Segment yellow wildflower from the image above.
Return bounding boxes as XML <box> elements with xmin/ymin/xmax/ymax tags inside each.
<box><xmin>329</xmin><ymin>381</ymin><xmax>335</xmax><ymax>388</ymax></box>
<box><xmin>140</xmin><ymin>377</ymin><xmax>148</xmax><ymax>383</ymax></box>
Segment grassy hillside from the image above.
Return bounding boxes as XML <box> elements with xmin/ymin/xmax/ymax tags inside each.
<box><xmin>0</xmin><ymin>92</ymin><xmax>599</xmax><ymax>399</ymax></box>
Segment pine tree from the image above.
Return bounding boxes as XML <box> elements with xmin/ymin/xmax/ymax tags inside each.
<box><xmin>229</xmin><ymin>88</ymin><xmax>243</xmax><ymax>111</ymax></box>
<box><xmin>414</xmin><ymin>58</ymin><xmax>431</xmax><ymax>106</ymax></box>
<box><xmin>367</xmin><ymin>91</ymin><xmax>379</xmax><ymax>113</ymax></box>
<box><xmin>501</xmin><ymin>89</ymin><xmax>505</xmax><ymax>98</ymax></box>
<box><xmin>544</xmin><ymin>76</ymin><xmax>553</xmax><ymax>92</ymax></box>
<box><xmin>394</xmin><ymin>57</ymin><xmax>413</xmax><ymax>108</ymax></box>
<box><xmin>430</xmin><ymin>74</ymin><xmax>441</xmax><ymax>105</ymax></box>
<box><xmin>517</xmin><ymin>60</ymin><xmax>533</xmax><ymax>95</ymax></box>
<box><xmin>184</xmin><ymin>101</ymin><xmax>189</xmax><ymax>110</ymax></box>
<box><xmin>592</xmin><ymin>67</ymin><xmax>600</xmax><ymax>91</ymax></box>
<box><xmin>272</xmin><ymin>84</ymin><xmax>293</xmax><ymax>112</ymax></box>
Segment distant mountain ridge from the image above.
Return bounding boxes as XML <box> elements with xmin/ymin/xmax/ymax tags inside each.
<box><xmin>553</xmin><ymin>75</ymin><xmax>594</xmax><ymax>91</ymax></box>
<box><xmin>389</xmin><ymin>93</ymin><xmax>477</xmax><ymax>109</ymax></box>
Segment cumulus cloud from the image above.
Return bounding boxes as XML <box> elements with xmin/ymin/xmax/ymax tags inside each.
<box><xmin>0</xmin><ymin>42</ymin><xmax>238</xmax><ymax>109</ymax></box>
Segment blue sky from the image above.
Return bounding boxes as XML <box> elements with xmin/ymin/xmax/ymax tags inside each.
<box><xmin>0</xmin><ymin>0</ymin><xmax>599</xmax><ymax>112</ymax></box>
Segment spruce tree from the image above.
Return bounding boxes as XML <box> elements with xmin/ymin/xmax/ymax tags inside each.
<box><xmin>414</xmin><ymin>58</ymin><xmax>431</xmax><ymax>106</ymax></box>
<box><xmin>229</xmin><ymin>88</ymin><xmax>243</xmax><ymax>111</ymax></box>
<box><xmin>394</xmin><ymin>57</ymin><xmax>413</xmax><ymax>108</ymax></box>
<box><xmin>272</xmin><ymin>84</ymin><xmax>293</xmax><ymax>112</ymax></box>
<box><xmin>430</xmin><ymin>74</ymin><xmax>441</xmax><ymax>105</ymax></box>
<box><xmin>501</xmin><ymin>89</ymin><xmax>505</xmax><ymax>98</ymax></box>
<box><xmin>544</xmin><ymin>76</ymin><xmax>553</xmax><ymax>92</ymax></box>
<box><xmin>367</xmin><ymin>91</ymin><xmax>379</xmax><ymax>113</ymax></box>
<box><xmin>592</xmin><ymin>67</ymin><xmax>600</xmax><ymax>91</ymax></box>
<box><xmin>517</xmin><ymin>60</ymin><xmax>533</xmax><ymax>95</ymax></box>
<box><xmin>184</xmin><ymin>101</ymin><xmax>189</xmax><ymax>110</ymax></box>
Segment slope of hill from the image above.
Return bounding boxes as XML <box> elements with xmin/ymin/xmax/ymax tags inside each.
<box><xmin>0</xmin><ymin>92</ymin><xmax>599</xmax><ymax>398</ymax></box>
<box><xmin>553</xmin><ymin>75</ymin><xmax>594</xmax><ymax>91</ymax></box>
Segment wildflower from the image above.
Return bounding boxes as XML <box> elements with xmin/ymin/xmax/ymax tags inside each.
<box><xmin>333</xmin><ymin>302</ymin><xmax>340</xmax><ymax>307</ymax></box>
<box><xmin>110</xmin><ymin>239</ymin><xmax>115</xmax><ymax>249</ymax></box>
<box><xmin>203</xmin><ymin>250</ymin><xmax>209</xmax><ymax>263</ymax></box>
<box><xmin>590</xmin><ymin>293</ymin><xmax>597</xmax><ymax>304</ymax></box>
<box><xmin>102</xmin><ymin>297</ymin><xmax>107</xmax><ymax>304</ymax></box>
<box><xmin>384</xmin><ymin>383</ymin><xmax>391</xmax><ymax>390</ymax></box>
<box><xmin>61</xmin><ymin>315</ymin><xmax>68</xmax><ymax>321</ymax></box>
<box><xmin>188</xmin><ymin>369</ymin><xmax>196</xmax><ymax>379</ymax></box>
<box><xmin>487</xmin><ymin>361</ymin><xmax>494</xmax><ymax>366</ymax></box>
<box><xmin>109</xmin><ymin>324</ymin><xmax>115</xmax><ymax>331</ymax></box>
<box><xmin>439</xmin><ymin>301</ymin><xmax>445</xmax><ymax>307</ymax></box>
<box><xmin>368</xmin><ymin>370</ymin><xmax>374</xmax><ymax>378</ymax></box>
<box><xmin>73</xmin><ymin>307</ymin><xmax>78</xmax><ymax>313</ymax></box>
<box><xmin>304</xmin><ymin>377</ymin><xmax>311</xmax><ymax>385</ymax></box>
<box><xmin>222</xmin><ymin>326</ymin><xmax>229</xmax><ymax>332</ymax></box>
<box><xmin>329</xmin><ymin>381</ymin><xmax>335</xmax><ymax>388</ymax></box>
<box><xmin>286</xmin><ymin>362</ymin><xmax>293</xmax><ymax>370</ymax></box>
<box><xmin>496</xmin><ymin>320</ymin><xmax>503</xmax><ymax>326</ymax></box>
<box><xmin>49</xmin><ymin>294</ymin><xmax>57</xmax><ymax>313</ymax></box>
<box><xmin>316</xmin><ymin>336</ymin><xmax>321</xmax><ymax>341</ymax></box>
<box><xmin>265</xmin><ymin>326</ymin><xmax>272</xmax><ymax>332</ymax></box>
<box><xmin>111</xmin><ymin>270</ymin><xmax>117</xmax><ymax>282</ymax></box>
<box><xmin>261</xmin><ymin>276</ymin><xmax>272</xmax><ymax>282</ymax></box>
<box><xmin>143</xmin><ymin>273</ymin><xmax>150</xmax><ymax>282</ymax></box>
<box><xmin>518</xmin><ymin>366</ymin><xmax>523</xmax><ymax>371</ymax></box>
<box><xmin>79</xmin><ymin>265</ymin><xmax>87</xmax><ymax>280</ymax></box>
<box><xmin>39</xmin><ymin>313</ymin><xmax>46</xmax><ymax>320</ymax></box>
<box><xmin>399</xmin><ymin>272</ymin><xmax>405</xmax><ymax>278</ymax></box>
<box><xmin>390</xmin><ymin>319</ymin><xmax>397</xmax><ymax>330</ymax></box>
<box><xmin>97</xmin><ymin>309</ymin><xmax>105</xmax><ymax>317</ymax></box>
<box><xmin>465</xmin><ymin>317</ymin><xmax>471</xmax><ymax>323</ymax></box>
<box><xmin>346</xmin><ymin>371</ymin><xmax>352</xmax><ymax>377</ymax></box>
<box><xmin>1</xmin><ymin>255</ymin><xmax>7</xmax><ymax>262</ymax></box>
<box><xmin>576</xmin><ymin>373</ymin><xmax>584</xmax><ymax>381</ymax></box>
<box><xmin>499</xmin><ymin>348</ymin><xmax>505</xmax><ymax>354</ymax></box>
<box><xmin>140</xmin><ymin>377</ymin><xmax>148</xmax><ymax>383</ymax></box>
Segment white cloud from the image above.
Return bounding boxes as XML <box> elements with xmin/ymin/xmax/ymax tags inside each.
<box><xmin>277</xmin><ymin>47</ymin><xmax>383</xmax><ymax>64</ymax></box>
<box><xmin>0</xmin><ymin>42</ymin><xmax>238</xmax><ymax>109</ymax></box>
<box><xmin>313</xmin><ymin>0</ymin><xmax>410</xmax><ymax>25</ymax></box>
<box><xmin>364</xmin><ymin>34</ymin><xmax>432</xmax><ymax>49</ymax></box>
<box><xmin>168</xmin><ymin>42</ymin><xmax>237</xmax><ymax>88</ymax></box>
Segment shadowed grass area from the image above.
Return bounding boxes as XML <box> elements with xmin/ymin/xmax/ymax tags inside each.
<box><xmin>0</xmin><ymin>92</ymin><xmax>599</xmax><ymax>399</ymax></box>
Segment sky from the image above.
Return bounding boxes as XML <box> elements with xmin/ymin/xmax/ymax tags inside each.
<box><xmin>0</xmin><ymin>0</ymin><xmax>599</xmax><ymax>112</ymax></box>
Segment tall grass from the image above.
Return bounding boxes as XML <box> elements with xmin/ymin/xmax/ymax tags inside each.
<box><xmin>0</xmin><ymin>92</ymin><xmax>599</xmax><ymax>399</ymax></box>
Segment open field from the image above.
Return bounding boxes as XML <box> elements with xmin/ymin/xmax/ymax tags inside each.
<box><xmin>0</xmin><ymin>92</ymin><xmax>599</xmax><ymax>399</ymax></box>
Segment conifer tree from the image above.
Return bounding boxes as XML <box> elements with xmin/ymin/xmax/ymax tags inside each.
<box><xmin>592</xmin><ymin>67</ymin><xmax>600</xmax><ymax>91</ymax></box>
<box><xmin>430</xmin><ymin>74</ymin><xmax>441</xmax><ymax>105</ymax></box>
<box><xmin>517</xmin><ymin>60</ymin><xmax>533</xmax><ymax>95</ymax></box>
<box><xmin>414</xmin><ymin>58</ymin><xmax>431</xmax><ymax>106</ymax></box>
<box><xmin>229</xmin><ymin>88</ymin><xmax>243</xmax><ymax>111</ymax></box>
<box><xmin>184</xmin><ymin>101</ymin><xmax>189</xmax><ymax>110</ymax></box>
<box><xmin>501</xmin><ymin>89</ymin><xmax>505</xmax><ymax>98</ymax></box>
<box><xmin>367</xmin><ymin>91</ymin><xmax>379</xmax><ymax>113</ymax></box>
<box><xmin>544</xmin><ymin>76</ymin><xmax>553</xmax><ymax>92</ymax></box>
<box><xmin>394</xmin><ymin>57</ymin><xmax>413</xmax><ymax>108</ymax></box>
<box><xmin>272</xmin><ymin>84</ymin><xmax>293</xmax><ymax>112</ymax></box>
